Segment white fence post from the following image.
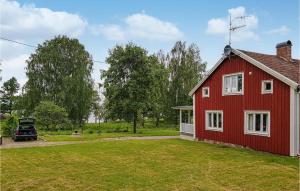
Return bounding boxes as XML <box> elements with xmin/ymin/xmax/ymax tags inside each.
<box><xmin>179</xmin><ymin>109</ymin><xmax>182</xmax><ymax>133</ymax></box>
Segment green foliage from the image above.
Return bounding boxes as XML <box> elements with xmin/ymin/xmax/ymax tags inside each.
<box><xmin>25</xmin><ymin>36</ymin><xmax>94</xmax><ymax>126</ymax></box>
<box><xmin>165</xmin><ymin>41</ymin><xmax>206</xmax><ymax>122</ymax></box>
<box><xmin>148</xmin><ymin>53</ymin><xmax>169</xmax><ymax>127</ymax></box>
<box><xmin>2</xmin><ymin>114</ymin><xmax>18</xmax><ymax>136</ymax></box>
<box><xmin>0</xmin><ymin>77</ymin><xmax>20</xmax><ymax>114</ymax></box>
<box><xmin>102</xmin><ymin>43</ymin><xmax>152</xmax><ymax>133</ymax></box>
<box><xmin>34</xmin><ymin>101</ymin><xmax>69</xmax><ymax>130</ymax></box>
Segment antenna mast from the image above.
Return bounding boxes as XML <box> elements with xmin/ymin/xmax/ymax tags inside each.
<box><xmin>228</xmin><ymin>14</ymin><xmax>249</xmax><ymax>46</ymax></box>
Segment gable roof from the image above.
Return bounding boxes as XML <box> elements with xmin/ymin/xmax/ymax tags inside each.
<box><xmin>239</xmin><ymin>50</ymin><xmax>300</xmax><ymax>84</ymax></box>
<box><xmin>189</xmin><ymin>48</ymin><xmax>300</xmax><ymax>96</ymax></box>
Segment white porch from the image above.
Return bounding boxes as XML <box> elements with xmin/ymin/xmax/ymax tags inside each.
<box><xmin>172</xmin><ymin>106</ymin><xmax>194</xmax><ymax>137</ymax></box>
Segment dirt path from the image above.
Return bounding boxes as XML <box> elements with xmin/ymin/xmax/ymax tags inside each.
<box><xmin>0</xmin><ymin>136</ymin><xmax>180</xmax><ymax>149</ymax></box>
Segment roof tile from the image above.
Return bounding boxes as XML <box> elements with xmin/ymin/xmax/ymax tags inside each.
<box><xmin>238</xmin><ymin>50</ymin><xmax>300</xmax><ymax>83</ymax></box>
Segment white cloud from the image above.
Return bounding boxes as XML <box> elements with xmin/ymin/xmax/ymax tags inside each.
<box><xmin>266</xmin><ymin>25</ymin><xmax>290</xmax><ymax>35</ymax></box>
<box><xmin>125</xmin><ymin>13</ymin><xmax>184</xmax><ymax>41</ymax></box>
<box><xmin>90</xmin><ymin>24</ymin><xmax>125</xmax><ymax>41</ymax></box>
<box><xmin>206</xmin><ymin>18</ymin><xmax>227</xmax><ymax>34</ymax></box>
<box><xmin>2</xmin><ymin>54</ymin><xmax>28</xmax><ymax>71</ymax></box>
<box><xmin>1</xmin><ymin>54</ymin><xmax>29</xmax><ymax>89</ymax></box>
<box><xmin>90</xmin><ymin>13</ymin><xmax>184</xmax><ymax>41</ymax></box>
<box><xmin>206</xmin><ymin>6</ymin><xmax>259</xmax><ymax>42</ymax></box>
<box><xmin>0</xmin><ymin>40</ymin><xmax>26</xmax><ymax>59</ymax></box>
<box><xmin>0</xmin><ymin>0</ymin><xmax>88</xmax><ymax>88</ymax></box>
<box><xmin>0</xmin><ymin>0</ymin><xmax>87</xmax><ymax>40</ymax></box>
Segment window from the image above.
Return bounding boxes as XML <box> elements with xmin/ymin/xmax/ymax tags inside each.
<box><xmin>202</xmin><ymin>87</ymin><xmax>209</xmax><ymax>97</ymax></box>
<box><xmin>262</xmin><ymin>80</ymin><xmax>273</xmax><ymax>94</ymax></box>
<box><xmin>205</xmin><ymin>110</ymin><xmax>223</xmax><ymax>131</ymax></box>
<box><xmin>223</xmin><ymin>72</ymin><xmax>244</xmax><ymax>95</ymax></box>
<box><xmin>244</xmin><ymin>111</ymin><xmax>270</xmax><ymax>136</ymax></box>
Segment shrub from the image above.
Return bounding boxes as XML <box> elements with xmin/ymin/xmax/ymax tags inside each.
<box><xmin>2</xmin><ymin>115</ymin><xmax>18</xmax><ymax>137</ymax></box>
<box><xmin>88</xmin><ymin>129</ymin><xmax>94</xmax><ymax>134</ymax></box>
<box><xmin>114</xmin><ymin>127</ymin><xmax>121</xmax><ymax>132</ymax></box>
<box><xmin>34</xmin><ymin>101</ymin><xmax>69</xmax><ymax>130</ymax></box>
<box><xmin>105</xmin><ymin>129</ymin><xmax>114</xmax><ymax>133</ymax></box>
<box><xmin>2</xmin><ymin>124</ymin><xmax>11</xmax><ymax>137</ymax></box>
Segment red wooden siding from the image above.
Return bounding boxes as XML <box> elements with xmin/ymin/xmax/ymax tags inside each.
<box><xmin>195</xmin><ymin>55</ymin><xmax>291</xmax><ymax>155</ymax></box>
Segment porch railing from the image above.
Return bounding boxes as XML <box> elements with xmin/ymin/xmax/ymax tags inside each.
<box><xmin>181</xmin><ymin>123</ymin><xmax>194</xmax><ymax>134</ymax></box>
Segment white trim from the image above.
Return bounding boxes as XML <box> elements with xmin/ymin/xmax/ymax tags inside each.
<box><xmin>205</xmin><ymin>110</ymin><xmax>223</xmax><ymax>132</ymax></box>
<box><xmin>179</xmin><ymin>110</ymin><xmax>182</xmax><ymax>133</ymax></box>
<box><xmin>189</xmin><ymin>48</ymin><xmax>298</xmax><ymax>96</ymax></box>
<box><xmin>193</xmin><ymin>94</ymin><xmax>196</xmax><ymax>139</ymax></box>
<box><xmin>261</xmin><ymin>80</ymin><xmax>273</xmax><ymax>94</ymax></box>
<box><xmin>222</xmin><ymin>72</ymin><xmax>244</xmax><ymax>96</ymax></box>
<box><xmin>202</xmin><ymin>87</ymin><xmax>210</xmax><ymax>97</ymax></box>
<box><xmin>296</xmin><ymin>93</ymin><xmax>300</xmax><ymax>155</ymax></box>
<box><xmin>244</xmin><ymin>111</ymin><xmax>271</xmax><ymax>137</ymax></box>
<box><xmin>290</xmin><ymin>88</ymin><xmax>297</xmax><ymax>156</ymax></box>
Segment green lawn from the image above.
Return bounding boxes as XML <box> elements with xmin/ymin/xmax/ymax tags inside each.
<box><xmin>39</xmin><ymin>121</ymin><xmax>179</xmax><ymax>142</ymax></box>
<box><xmin>42</xmin><ymin>128</ymin><xmax>179</xmax><ymax>142</ymax></box>
<box><xmin>1</xmin><ymin>139</ymin><xmax>299</xmax><ymax>191</ymax></box>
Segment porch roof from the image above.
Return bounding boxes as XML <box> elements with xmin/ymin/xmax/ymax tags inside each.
<box><xmin>172</xmin><ymin>106</ymin><xmax>193</xmax><ymax>110</ymax></box>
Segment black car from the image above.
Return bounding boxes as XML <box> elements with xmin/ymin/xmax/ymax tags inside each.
<box><xmin>12</xmin><ymin>118</ymin><xmax>37</xmax><ymax>141</ymax></box>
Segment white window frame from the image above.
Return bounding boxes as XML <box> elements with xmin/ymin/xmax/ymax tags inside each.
<box><xmin>261</xmin><ymin>80</ymin><xmax>273</xmax><ymax>94</ymax></box>
<box><xmin>244</xmin><ymin>111</ymin><xmax>271</xmax><ymax>137</ymax></box>
<box><xmin>205</xmin><ymin>110</ymin><xmax>223</xmax><ymax>132</ymax></box>
<box><xmin>222</xmin><ymin>72</ymin><xmax>244</xmax><ymax>96</ymax></box>
<box><xmin>202</xmin><ymin>87</ymin><xmax>210</xmax><ymax>97</ymax></box>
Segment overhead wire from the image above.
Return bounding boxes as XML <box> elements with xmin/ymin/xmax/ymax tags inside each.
<box><xmin>0</xmin><ymin>37</ymin><xmax>105</xmax><ymax>63</ymax></box>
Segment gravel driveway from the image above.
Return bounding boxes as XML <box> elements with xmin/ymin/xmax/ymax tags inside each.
<box><xmin>0</xmin><ymin>136</ymin><xmax>180</xmax><ymax>149</ymax></box>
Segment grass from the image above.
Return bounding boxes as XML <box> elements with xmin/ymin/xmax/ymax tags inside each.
<box><xmin>42</xmin><ymin>128</ymin><xmax>179</xmax><ymax>142</ymax></box>
<box><xmin>39</xmin><ymin>121</ymin><xmax>179</xmax><ymax>142</ymax></box>
<box><xmin>1</xmin><ymin>139</ymin><xmax>299</xmax><ymax>191</ymax></box>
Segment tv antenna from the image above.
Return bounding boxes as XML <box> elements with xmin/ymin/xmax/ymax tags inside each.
<box><xmin>228</xmin><ymin>14</ymin><xmax>249</xmax><ymax>46</ymax></box>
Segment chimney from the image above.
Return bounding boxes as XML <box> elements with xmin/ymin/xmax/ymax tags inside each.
<box><xmin>276</xmin><ymin>40</ymin><xmax>292</xmax><ymax>61</ymax></box>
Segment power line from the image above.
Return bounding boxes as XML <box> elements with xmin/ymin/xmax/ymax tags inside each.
<box><xmin>0</xmin><ymin>37</ymin><xmax>37</xmax><ymax>48</ymax></box>
<box><xmin>0</xmin><ymin>37</ymin><xmax>106</xmax><ymax>63</ymax></box>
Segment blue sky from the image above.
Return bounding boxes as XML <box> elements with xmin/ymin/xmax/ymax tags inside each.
<box><xmin>1</xmin><ymin>0</ymin><xmax>299</xmax><ymax>88</ymax></box>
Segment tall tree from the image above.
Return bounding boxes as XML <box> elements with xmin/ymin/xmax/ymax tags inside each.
<box><xmin>0</xmin><ymin>77</ymin><xmax>20</xmax><ymax>114</ymax></box>
<box><xmin>25</xmin><ymin>36</ymin><xmax>94</xmax><ymax>129</ymax></box>
<box><xmin>166</xmin><ymin>41</ymin><xmax>206</xmax><ymax>122</ymax></box>
<box><xmin>102</xmin><ymin>43</ymin><xmax>151</xmax><ymax>133</ymax></box>
<box><xmin>148</xmin><ymin>53</ymin><xmax>169</xmax><ymax>127</ymax></box>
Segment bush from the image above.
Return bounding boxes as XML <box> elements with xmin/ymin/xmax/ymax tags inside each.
<box><xmin>2</xmin><ymin>124</ymin><xmax>11</xmax><ymax>137</ymax></box>
<box><xmin>34</xmin><ymin>101</ymin><xmax>69</xmax><ymax>130</ymax></box>
<box><xmin>2</xmin><ymin>115</ymin><xmax>18</xmax><ymax>137</ymax></box>
<box><xmin>114</xmin><ymin>127</ymin><xmax>121</xmax><ymax>132</ymax></box>
<box><xmin>87</xmin><ymin>129</ymin><xmax>94</xmax><ymax>134</ymax></box>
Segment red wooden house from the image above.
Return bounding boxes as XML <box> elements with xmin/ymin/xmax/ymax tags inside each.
<box><xmin>189</xmin><ymin>41</ymin><xmax>300</xmax><ymax>156</ymax></box>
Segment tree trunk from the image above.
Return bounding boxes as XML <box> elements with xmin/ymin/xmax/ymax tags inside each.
<box><xmin>141</xmin><ymin>113</ymin><xmax>145</xmax><ymax>128</ymax></box>
<box><xmin>155</xmin><ymin>116</ymin><xmax>159</xmax><ymax>127</ymax></box>
<box><xmin>133</xmin><ymin>112</ymin><xmax>137</xmax><ymax>134</ymax></box>
<box><xmin>80</xmin><ymin>120</ymin><xmax>83</xmax><ymax>135</ymax></box>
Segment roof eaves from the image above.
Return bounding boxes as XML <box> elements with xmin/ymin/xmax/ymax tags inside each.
<box><xmin>188</xmin><ymin>55</ymin><xmax>227</xmax><ymax>96</ymax></box>
<box><xmin>233</xmin><ymin>49</ymin><xmax>299</xmax><ymax>89</ymax></box>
